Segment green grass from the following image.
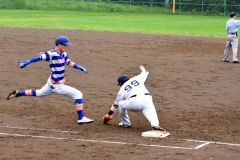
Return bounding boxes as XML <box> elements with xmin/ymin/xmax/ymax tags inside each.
<box><xmin>0</xmin><ymin>9</ymin><xmax>227</xmax><ymax>37</ymax></box>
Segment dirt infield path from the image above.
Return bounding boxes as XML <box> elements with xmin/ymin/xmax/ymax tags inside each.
<box><xmin>0</xmin><ymin>28</ymin><xmax>239</xmax><ymax>159</ymax></box>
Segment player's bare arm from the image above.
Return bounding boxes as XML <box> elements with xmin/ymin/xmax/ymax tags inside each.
<box><xmin>140</xmin><ymin>65</ymin><xmax>146</xmax><ymax>72</ymax></box>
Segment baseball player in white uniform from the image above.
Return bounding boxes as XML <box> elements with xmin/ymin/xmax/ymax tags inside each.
<box><xmin>103</xmin><ymin>65</ymin><xmax>166</xmax><ymax>131</ymax></box>
<box><xmin>7</xmin><ymin>36</ymin><xmax>94</xmax><ymax>124</ymax></box>
<box><xmin>223</xmin><ymin>11</ymin><xmax>240</xmax><ymax>63</ymax></box>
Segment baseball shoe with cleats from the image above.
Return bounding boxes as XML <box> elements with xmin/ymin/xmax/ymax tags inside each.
<box><xmin>152</xmin><ymin>126</ymin><xmax>166</xmax><ymax>131</ymax></box>
<box><xmin>118</xmin><ymin>122</ymin><xmax>131</xmax><ymax>128</ymax></box>
<box><xmin>78</xmin><ymin>116</ymin><xmax>94</xmax><ymax>124</ymax></box>
<box><xmin>7</xmin><ymin>90</ymin><xmax>19</xmax><ymax>100</ymax></box>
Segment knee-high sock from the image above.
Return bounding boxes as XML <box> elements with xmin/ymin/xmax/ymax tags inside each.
<box><xmin>17</xmin><ymin>89</ymin><xmax>36</xmax><ymax>97</ymax></box>
<box><xmin>75</xmin><ymin>99</ymin><xmax>84</xmax><ymax>120</ymax></box>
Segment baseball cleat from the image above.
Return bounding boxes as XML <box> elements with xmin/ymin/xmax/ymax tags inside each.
<box><xmin>118</xmin><ymin>122</ymin><xmax>131</xmax><ymax>128</ymax></box>
<box><xmin>7</xmin><ymin>90</ymin><xmax>19</xmax><ymax>100</ymax></box>
<box><xmin>233</xmin><ymin>61</ymin><xmax>239</xmax><ymax>64</ymax></box>
<box><xmin>78</xmin><ymin>116</ymin><xmax>94</xmax><ymax>124</ymax></box>
<box><xmin>152</xmin><ymin>126</ymin><xmax>166</xmax><ymax>131</ymax></box>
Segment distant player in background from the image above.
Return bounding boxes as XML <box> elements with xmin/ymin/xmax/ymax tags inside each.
<box><xmin>223</xmin><ymin>11</ymin><xmax>240</xmax><ymax>63</ymax></box>
<box><xmin>103</xmin><ymin>65</ymin><xmax>166</xmax><ymax>131</ymax></box>
<box><xmin>7</xmin><ymin>36</ymin><xmax>94</xmax><ymax>124</ymax></box>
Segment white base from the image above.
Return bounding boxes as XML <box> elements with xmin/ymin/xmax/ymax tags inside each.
<box><xmin>142</xmin><ymin>130</ymin><xmax>170</xmax><ymax>138</ymax></box>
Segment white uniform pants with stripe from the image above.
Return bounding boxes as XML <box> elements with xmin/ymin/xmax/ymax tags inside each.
<box><xmin>223</xmin><ymin>34</ymin><xmax>239</xmax><ymax>62</ymax></box>
<box><xmin>35</xmin><ymin>81</ymin><xmax>82</xmax><ymax>100</ymax></box>
<box><xmin>118</xmin><ymin>95</ymin><xmax>160</xmax><ymax>127</ymax></box>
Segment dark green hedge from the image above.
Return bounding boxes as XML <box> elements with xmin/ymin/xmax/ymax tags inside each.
<box><xmin>0</xmin><ymin>0</ymin><xmax>239</xmax><ymax>15</ymax></box>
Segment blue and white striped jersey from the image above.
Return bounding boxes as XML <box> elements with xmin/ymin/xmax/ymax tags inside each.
<box><xmin>40</xmin><ymin>49</ymin><xmax>71</xmax><ymax>83</ymax></box>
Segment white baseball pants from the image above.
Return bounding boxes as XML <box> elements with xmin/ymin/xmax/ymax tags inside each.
<box><xmin>118</xmin><ymin>94</ymin><xmax>160</xmax><ymax>127</ymax></box>
<box><xmin>223</xmin><ymin>34</ymin><xmax>239</xmax><ymax>62</ymax></box>
<box><xmin>36</xmin><ymin>81</ymin><xmax>82</xmax><ymax>100</ymax></box>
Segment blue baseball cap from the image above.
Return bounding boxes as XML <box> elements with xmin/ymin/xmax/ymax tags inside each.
<box><xmin>117</xmin><ymin>75</ymin><xmax>129</xmax><ymax>86</ymax></box>
<box><xmin>55</xmin><ymin>36</ymin><xmax>72</xmax><ymax>46</ymax></box>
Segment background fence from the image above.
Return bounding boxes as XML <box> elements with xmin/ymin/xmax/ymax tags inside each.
<box><xmin>103</xmin><ymin>0</ymin><xmax>240</xmax><ymax>15</ymax></box>
<box><xmin>0</xmin><ymin>0</ymin><xmax>239</xmax><ymax>16</ymax></box>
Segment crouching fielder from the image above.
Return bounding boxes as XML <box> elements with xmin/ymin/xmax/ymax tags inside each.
<box><xmin>103</xmin><ymin>65</ymin><xmax>166</xmax><ymax>131</ymax></box>
<box><xmin>7</xmin><ymin>36</ymin><xmax>94</xmax><ymax>124</ymax></box>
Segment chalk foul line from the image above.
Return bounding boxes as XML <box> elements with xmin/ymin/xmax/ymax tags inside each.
<box><xmin>0</xmin><ymin>125</ymin><xmax>240</xmax><ymax>150</ymax></box>
<box><xmin>0</xmin><ymin>132</ymin><xmax>194</xmax><ymax>150</ymax></box>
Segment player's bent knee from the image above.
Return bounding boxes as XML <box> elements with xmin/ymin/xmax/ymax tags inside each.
<box><xmin>73</xmin><ymin>90</ymin><xmax>83</xmax><ymax>100</ymax></box>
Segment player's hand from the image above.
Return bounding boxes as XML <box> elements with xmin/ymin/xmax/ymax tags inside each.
<box><xmin>103</xmin><ymin>114</ymin><xmax>113</xmax><ymax>124</ymax></box>
<box><xmin>18</xmin><ymin>60</ymin><xmax>29</xmax><ymax>68</ymax></box>
<box><xmin>74</xmin><ymin>64</ymin><xmax>88</xmax><ymax>74</ymax></box>
<box><xmin>79</xmin><ymin>66</ymin><xmax>88</xmax><ymax>74</ymax></box>
<box><xmin>140</xmin><ymin>65</ymin><xmax>146</xmax><ymax>72</ymax></box>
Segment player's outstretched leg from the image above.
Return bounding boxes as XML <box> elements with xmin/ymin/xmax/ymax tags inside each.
<box><xmin>7</xmin><ymin>83</ymin><xmax>52</xmax><ymax>100</ymax></box>
<box><xmin>7</xmin><ymin>89</ymin><xmax>37</xmax><ymax>100</ymax></box>
<box><xmin>142</xmin><ymin>98</ymin><xmax>166</xmax><ymax>131</ymax></box>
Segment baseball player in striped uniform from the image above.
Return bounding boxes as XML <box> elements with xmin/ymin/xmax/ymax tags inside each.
<box><xmin>103</xmin><ymin>65</ymin><xmax>166</xmax><ymax>131</ymax></box>
<box><xmin>7</xmin><ymin>36</ymin><xmax>94</xmax><ymax>124</ymax></box>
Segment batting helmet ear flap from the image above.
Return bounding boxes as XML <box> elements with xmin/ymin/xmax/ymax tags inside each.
<box><xmin>117</xmin><ymin>75</ymin><xmax>129</xmax><ymax>86</ymax></box>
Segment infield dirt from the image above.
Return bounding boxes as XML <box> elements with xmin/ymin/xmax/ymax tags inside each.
<box><xmin>0</xmin><ymin>28</ymin><xmax>239</xmax><ymax>159</ymax></box>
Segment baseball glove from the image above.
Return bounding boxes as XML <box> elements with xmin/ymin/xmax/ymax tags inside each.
<box><xmin>103</xmin><ymin>114</ymin><xmax>113</xmax><ymax>124</ymax></box>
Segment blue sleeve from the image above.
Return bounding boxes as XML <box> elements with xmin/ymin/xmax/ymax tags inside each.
<box><xmin>27</xmin><ymin>56</ymin><xmax>41</xmax><ymax>64</ymax></box>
